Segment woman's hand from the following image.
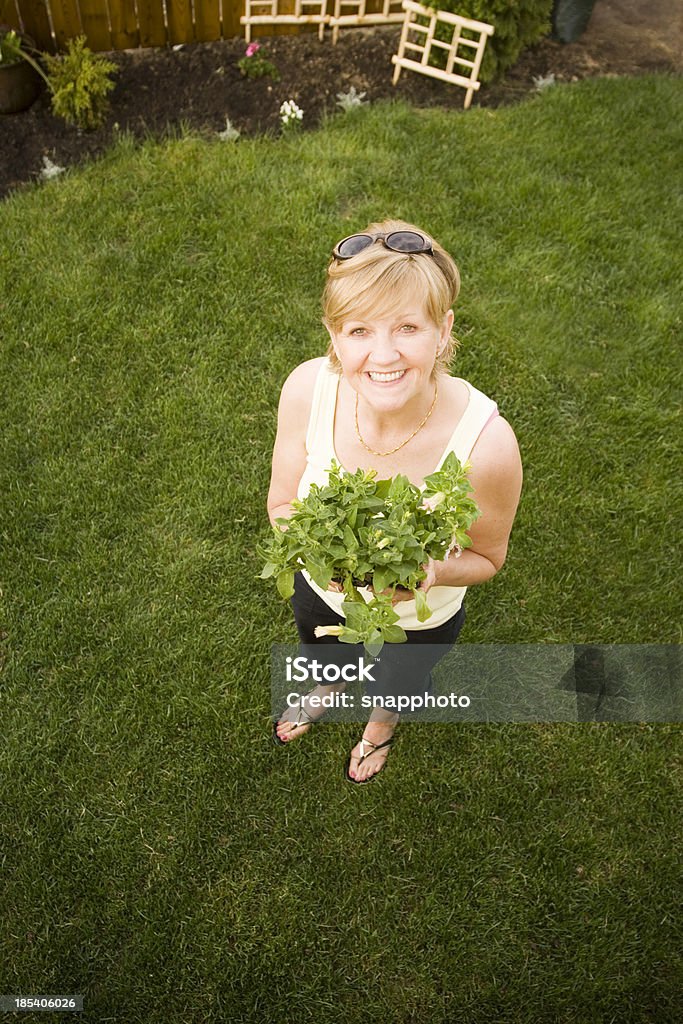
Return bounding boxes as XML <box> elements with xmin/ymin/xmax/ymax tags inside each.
<box><xmin>327</xmin><ymin>559</ymin><xmax>441</xmax><ymax>603</ymax></box>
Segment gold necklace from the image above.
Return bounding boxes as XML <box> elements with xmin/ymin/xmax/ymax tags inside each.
<box><xmin>354</xmin><ymin>380</ymin><xmax>438</xmax><ymax>457</ymax></box>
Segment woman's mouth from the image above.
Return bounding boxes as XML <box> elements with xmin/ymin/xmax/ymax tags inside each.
<box><xmin>367</xmin><ymin>370</ymin><xmax>406</xmax><ymax>383</ymax></box>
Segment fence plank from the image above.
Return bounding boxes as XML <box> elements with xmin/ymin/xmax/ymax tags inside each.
<box><xmin>222</xmin><ymin>1</ymin><xmax>245</xmax><ymax>39</ymax></box>
<box><xmin>195</xmin><ymin>0</ymin><xmax>221</xmax><ymax>43</ymax></box>
<box><xmin>78</xmin><ymin>0</ymin><xmax>112</xmax><ymax>50</ymax></box>
<box><xmin>17</xmin><ymin>0</ymin><xmax>56</xmax><ymax>52</ymax></box>
<box><xmin>0</xmin><ymin>0</ymin><xmax>22</xmax><ymax>32</ymax></box>
<box><xmin>166</xmin><ymin>0</ymin><xmax>195</xmax><ymax>45</ymax></box>
<box><xmin>47</xmin><ymin>0</ymin><xmax>82</xmax><ymax>49</ymax></box>
<box><xmin>109</xmin><ymin>0</ymin><xmax>140</xmax><ymax>49</ymax></box>
<box><xmin>137</xmin><ymin>0</ymin><xmax>167</xmax><ymax>47</ymax></box>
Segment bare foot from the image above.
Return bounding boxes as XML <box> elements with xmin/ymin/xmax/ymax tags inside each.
<box><xmin>346</xmin><ymin>713</ymin><xmax>399</xmax><ymax>782</ymax></box>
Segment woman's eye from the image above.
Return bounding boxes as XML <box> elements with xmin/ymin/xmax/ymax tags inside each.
<box><xmin>350</xmin><ymin>328</ymin><xmax>367</xmax><ymax>336</ymax></box>
<box><xmin>400</xmin><ymin>324</ymin><xmax>417</xmax><ymax>332</ymax></box>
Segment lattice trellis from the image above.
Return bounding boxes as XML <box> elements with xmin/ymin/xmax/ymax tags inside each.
<box><xmin>391</xmin><ymin>1</ymin><xmax>494</xmax><ymax>109</ymax></box>
<box><xmin>330</xmin><ymin>0</ymin><xmax>405</xmax><ymax>45</ymax></box>
<box><xmin>241</xmin><ymin>0</ymin><xmax>330</xmax><ymax>43</ymax></box>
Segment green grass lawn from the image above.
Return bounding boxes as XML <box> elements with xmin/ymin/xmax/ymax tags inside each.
<box><xmin>1</xmin><ymin>74</ymin><xmax>681</xmax><ymax>1022</ymax></box>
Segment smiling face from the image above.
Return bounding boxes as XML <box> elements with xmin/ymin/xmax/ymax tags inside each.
<box><xmin>322</xmin><ymin>220</ymin><xmax>461</xmax><ymax>390</ymax></box>
<box><xmin>326</xmin><ymin>298</ymin><xmax>454</xmax><ymax>411</ymax></box>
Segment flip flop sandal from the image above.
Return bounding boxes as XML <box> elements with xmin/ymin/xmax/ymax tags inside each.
<box><xmin>344</xmin><ymin>736</ymin><xmax>394</xmax><ymax>784</ymax></box>
<box><xmin>272</xmin><ymin>699</ymin><xmax>317</xmax><ymax>746</ymax></box>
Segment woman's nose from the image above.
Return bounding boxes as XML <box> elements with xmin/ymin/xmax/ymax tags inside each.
<box><xmin>369</xmin><ymin>330</ymin><xmax>400</xmax><ymax>365</ymax></box>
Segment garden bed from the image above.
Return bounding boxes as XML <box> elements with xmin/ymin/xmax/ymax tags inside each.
<box><xmin>1</xmin><ymin>1</ymin><xmax>679</xmax><ymax>200</ymax></box>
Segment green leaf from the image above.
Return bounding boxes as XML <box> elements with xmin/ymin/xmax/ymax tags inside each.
<box><xmin>414</xmin><ymin>588</ymin><xmax>433</xmax><ymax>623</ymax></box>
<box><xmin>343</xmin><ymin>524</ymin><xmax>359</xmax><ymax>551</ymax></box>
<box><xmin>382</xmin><ymin>624</ymin><xmax>407</xmax><ymax>644</ymax></box>
<box><xmin>364</xmin><ymin>631</ymin><xmax>384</xmax><ymax>657</ymax></box>
<box><xmin>372</xmin><ymin>569</ymin><xmax>391</xmax><ymax>593</ymax></box>
<box><xmin>307</xmin><ymin>561</ymin><xmax>333</xmax><ymax>590</ymax></box>
<box><xmin>276</xmin><ymin>569</ymin><xmax>295</xmax><ymax>600</ymax></box>
<box><xmin>338</xmin><ymin>628</ymin><xmax>361</xmax><ymax>645</ymax></box>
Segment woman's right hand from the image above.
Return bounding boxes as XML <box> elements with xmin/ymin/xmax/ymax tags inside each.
<box><xmin>327</xmin><ymin>580</ymin><xmax>344</xmax><ymax>593</ymax></box>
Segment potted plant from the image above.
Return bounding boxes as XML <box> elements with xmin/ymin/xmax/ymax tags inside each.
<box><xmin>0</xmin><ymin>25</ymin><xmax>49</xmax><ymax>114</ymax></box>
<box><xmin>259</xmin><ymin>452</ymin><xmax>480</xmax><ymax>654</ymax></box>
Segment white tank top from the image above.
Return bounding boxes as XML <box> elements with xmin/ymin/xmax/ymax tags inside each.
<box><xmin>296</xmin><ymin>359</ymin><xmax>498</xmax><ymax>630</ymax></box>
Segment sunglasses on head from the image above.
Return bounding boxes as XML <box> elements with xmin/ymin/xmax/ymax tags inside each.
<box><xmin>332</xmin><ymin>230</ymin><xmax>434</xmax><ymax>260</ymax></box>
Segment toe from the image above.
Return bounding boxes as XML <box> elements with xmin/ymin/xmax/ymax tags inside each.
<box><xmin>277</xmin><ymin>718</ymin><xmax>309</xmax><ymax>742</ymax></box>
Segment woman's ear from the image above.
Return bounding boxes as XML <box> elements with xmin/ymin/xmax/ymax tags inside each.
<box><xmin>438</xmin><ymin>310</ymin><xmax>455</xmax><ymax>354</ymax></box>
<box><xmin>324</xmin><ymin>322</ymin><xmax>340</xmax><ymax>360</ymax></box>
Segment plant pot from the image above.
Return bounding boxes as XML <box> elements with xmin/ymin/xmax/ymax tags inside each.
<box><xmin>551</xmin><ymin>0</ymin><xmax>597</xmax><ymax>43</ymax></box>
<box><xmin>0</xmin><ymin>59</ymin><xmax>42</xmax><ymax>114</ymax></box>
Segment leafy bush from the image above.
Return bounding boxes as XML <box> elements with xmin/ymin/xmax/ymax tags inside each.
<box><xmin>259</xmin><ymin>452</ymin><xmax>480</xmax><ymax>653</ymax></box>
<box><xmin>431</xmin><ymin>0</ymin><xmax>553</xmax><ymax>82</ymax></box>
<box><xmin>42</xmin><ymin>35</ymin><xmax>117</xmax><ymax>130</ymax></box>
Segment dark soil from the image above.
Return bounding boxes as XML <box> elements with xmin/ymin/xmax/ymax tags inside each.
<box><xmin>2</xmin><ymin>0</ymin><xmax>680</xmax><ymax>200</ymax></box>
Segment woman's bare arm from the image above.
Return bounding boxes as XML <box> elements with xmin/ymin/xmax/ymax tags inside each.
<box><xmin>433</xmin><ymin>415</ymin><xmax>523</xmax><ymax>587</ymax></box>
<box><xmin>266</xmin><ymin>358</ymin><xmax>325</xmax><ymax>527</ymax></box>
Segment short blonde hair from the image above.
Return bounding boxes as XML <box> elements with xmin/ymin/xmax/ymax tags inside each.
<box><xmin>322</xmin><ymin>218</ymin><xmax>461</xmax><ymax>375</ymax></box>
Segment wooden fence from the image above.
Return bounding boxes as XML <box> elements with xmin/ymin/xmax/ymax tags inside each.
<box><xmin>1</xmin><ymin>0</ymin><xmax>242</xmax><ymax>52</ymax></box>
<box><xmin>0</xmin><ymin>0</ymin><xmax>395</xmax><ymax>52</ymax></box>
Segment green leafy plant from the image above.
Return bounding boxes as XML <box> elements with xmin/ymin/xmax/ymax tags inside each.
<box><xmin>259</xmin><ymin>452</ymin><xmax>480</xmax><ymax>654</ymax></box>
<box><xmin>41</xmin><ymin>35</ymin><xmax>117</xmax><ymax>130</ymax></box>
<box><xmin>236</xmin><ymin>41</ymin><xmax>280</xmax><ymax>81</ymax></box>
<box><xmin>429</xmin><ymin>0</ymin><xmax>553</xmax><ymax>82</ymax></box>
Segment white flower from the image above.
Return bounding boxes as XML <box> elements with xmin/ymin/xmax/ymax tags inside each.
<box><xmin>421</xmin><ymin>491</ymin><xmax>445</xmax><ymax>513</ymax></box>
<box><xmin>533</xmin><ymin>73</ymin><xmax>556</xmax><ymax>92</ymax></box>
<box><xmin>40</xmin><ymin>156</ymin><xmax>65</xmax><ymax>180</ymax></box>
<box><xmin>279</xmin><ymin>99</ymin><xmax>304</xmax><ymax>128</ymax></box>
<box><xmin>314</xmin><ymin>625</ymin><xmax>344</xmax><ymax>637</ymax></box>
<box><xmin>446</xmin><ymin>537</ymin><xmax>463</xmax><ymax>559</ymax></box>
<box><xmin>217</xmin><ymin>117</ymin><xmax>240</xmax><ymax>142</ymax></box>
<box><xmin>336</xmin><ymin>86</ymin><xmax>367</xmax><ymax>111</ymax></box>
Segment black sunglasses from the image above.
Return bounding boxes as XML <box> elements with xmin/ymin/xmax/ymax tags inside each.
<box><xmin>332</xmin><ymin>230</ymin><xmax>434</xmax><ymax>260</ymax></box>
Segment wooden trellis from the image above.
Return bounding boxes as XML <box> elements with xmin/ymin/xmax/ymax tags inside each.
<box><xmin>241</xmin><ymin>0</ymin><xmax>330</xmax><ymax>43</ymax></box>
<box><xmin>391</xmin><ymin>0</ymin><xmax>494</xmax><ymax>109</ymax></box>
<box><xmin>330</xmin><ymin>0</ymin><xmax>404</xmax><ymax>45</ymax></box>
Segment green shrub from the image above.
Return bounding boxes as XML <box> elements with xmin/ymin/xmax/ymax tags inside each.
<box><xmin>42</xmin><ymin>35</ymin><xmax>117</xmax><ymax>130</ymax></box>
<box><xmin>430</xmin><ymin>0</ymin><xmax>553</xmax><ymax>82</ymax></box>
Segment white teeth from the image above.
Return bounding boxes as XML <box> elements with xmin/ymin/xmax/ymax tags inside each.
<box><xmin>368</xmin><ymin>370</ymin><xmax>406</xmax><ymax>382</ymax></box>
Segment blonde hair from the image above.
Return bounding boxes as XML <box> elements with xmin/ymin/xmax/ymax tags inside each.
<box><xmin>322</xmin><ymin>219</ymin><xmax>461</xmax><ymax>375</ymax></box>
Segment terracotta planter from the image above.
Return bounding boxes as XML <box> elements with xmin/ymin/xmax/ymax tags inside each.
<box><xmin>0</xmin><ymin>59</ymin><xmax>42</xmax><ymax>114</ymax></box>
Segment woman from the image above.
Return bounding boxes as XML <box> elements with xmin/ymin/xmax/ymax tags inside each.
<box><xmin>267</xmin><ymin>219</ymin><xmax>523</xmax><ymax>783</ymax></box>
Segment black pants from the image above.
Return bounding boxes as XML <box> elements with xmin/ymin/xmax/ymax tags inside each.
<box><xmin>289</xmin><ymin>573</ymin><xmax>467</xmax><ymax>711</ymax></box>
